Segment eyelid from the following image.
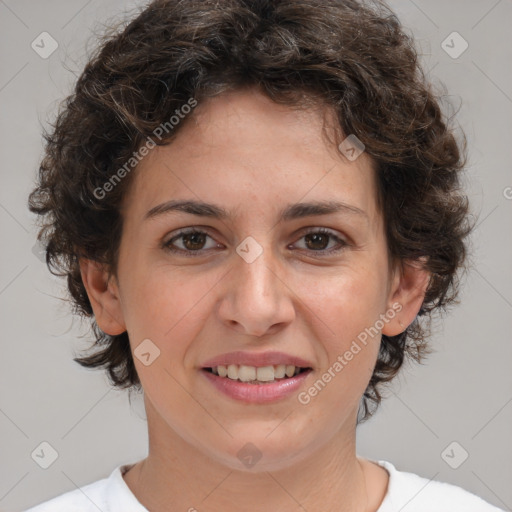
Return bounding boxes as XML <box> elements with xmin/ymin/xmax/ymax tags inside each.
<box><xmin>293</xmin><ymin>226</ymin><xmax>348</xmax><ymax>252</ymax></box>
<box><xmin>163</xmin><ymin>227</ymin><xmax>222</xmax><ymax>254</ymax></box>
<box><xmin>162</xmin><ymin>226</ymin><xmax>349</xmax><ymax>257</ymax></box>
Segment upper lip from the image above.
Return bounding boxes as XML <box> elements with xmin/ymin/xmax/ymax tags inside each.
<box><xmin>201</xmin><ymin>351</ymin><xmax>313</xmax><ymax>369</ymax></box>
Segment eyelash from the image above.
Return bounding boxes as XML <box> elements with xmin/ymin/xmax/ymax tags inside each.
<box><xmin>162</xmin><ymin>227</ymin><xmax>348</xmax><ymax>258</ymax></box>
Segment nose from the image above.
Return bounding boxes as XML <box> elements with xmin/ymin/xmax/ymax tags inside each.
<box><xmin>216</xmin><ymin>240</ymin><xmax>295</xmax><ymax>338</ymax></box>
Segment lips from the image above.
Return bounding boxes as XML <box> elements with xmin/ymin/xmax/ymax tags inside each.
<box><xmin>201</xmin><ymin>350</ymin><xmax>313</xmax><ymax>369</ymax></box>
<box><xmin>205</xmin><ymin>364</ymin><xmax>310</xmax><ymax>383</ymax></box>
<box><xmin>200</xmin><ymin>351</ymin><xmax>313</xmax><ymax>401</ymax></box>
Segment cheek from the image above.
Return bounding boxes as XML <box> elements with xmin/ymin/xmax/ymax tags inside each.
<box><xmin>307</xmin><ymin>262</ymin><xmax>389</xmax><ymax>335</ymax></box>
<box><xmin>119</xmin><ymin>264</ymin><xmax>217</xmax><ymax>355</ymax></box>
<box><xmin>302</xmin><ymin>263</ymin><xmax>388</xmax><ymax>384</ymax></box>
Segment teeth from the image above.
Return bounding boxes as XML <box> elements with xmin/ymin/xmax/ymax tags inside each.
<box><xmin>227</xmin><ymin>364</ymin><xmax>238</xmax><ymax>380</ymax></box>
<box><xmin>256</xmin><ymin>366</ymin><xmax>274</xmax><ymax>382</ymax></box>
<box><xmin>285</xmin><ymin>365</ymin><xmax>295</xmax><ymax>378</ymax></box>
<box><xmin>274</xmin><ymin>364</ymin><xmax>286</xmax><ymax>378</ymax></box>
<box><xmin>212</xmin><ymin>364</ymin><xmax>306</xmax><ymax>382</ymax></box>
<box><xmin>238</xmin><ymin>365</ymin><xmax>256</xmax><ymax>382</ymax></box>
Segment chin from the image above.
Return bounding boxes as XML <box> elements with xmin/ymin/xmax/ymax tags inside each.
<box><xmin>200</xmin><ymin>429</ymin><xmax>317</xmax><ymax>473</ymax></box>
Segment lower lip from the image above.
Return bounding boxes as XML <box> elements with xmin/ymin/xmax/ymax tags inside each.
<box><xmin>201</xmin><ymin>369</ymin><xmax>312</xmax><ymax>404</ymax></box>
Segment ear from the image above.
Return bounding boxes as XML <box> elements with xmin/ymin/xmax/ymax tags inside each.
<box><xmin>382</xmin><ymin>258</ymin><xmax>430</xmax><ymax>337</ymax></box>
<box><xmin>79</xmin><ymin>258</ymin><xmax>126</xmax><ymax>335</ymax></box>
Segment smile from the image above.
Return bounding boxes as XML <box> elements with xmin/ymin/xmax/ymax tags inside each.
<box><xmin>204</xmin><ymin>364</ymin><xmax>310</xmax><ymax>383</ymax></box>
<box><xmin>201</xmin><ymin>365</ymin><xmax>313</xmax><ymax>403</ymax></box>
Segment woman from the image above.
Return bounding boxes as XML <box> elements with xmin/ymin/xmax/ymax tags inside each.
<box><xmin>26</xmin><ymin>0</ymin><xmax>503</xmax><ymax>510</ymax></box>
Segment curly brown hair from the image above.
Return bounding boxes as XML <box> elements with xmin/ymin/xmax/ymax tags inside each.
<box><xmin>28</xmin><ymin>0</ymin><xmax>471</xmax><ymax>422</ymax></box>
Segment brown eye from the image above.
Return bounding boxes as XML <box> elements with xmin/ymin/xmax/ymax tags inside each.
<box><xmin>164</xmin><ymin>229</ymin><xmax>220</xmax><ymax>256</ymax></box>
<box><xmin>304</xmin><ymin>232</ymin><xmax>330</xmax><ymax>251</ymax></box>
<box><xmin>180</xmin><ymin>231</ymin><xmax>207</xmax><ymax>251</ymax></box>
<box><xmin>163</xmin><ymin>227</ymin><xmax>347</xmax><ymax>258</ymax></box>
<box><xmin>293</xmin><ymin>228</ymin><xmax>347</xmax><ymax>255</ymax></box>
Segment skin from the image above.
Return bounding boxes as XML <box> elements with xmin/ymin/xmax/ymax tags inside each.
<box><xmin>80</xmin><ymin>87</ymin><xmax>429</xmax><ymax>511</ymax></box>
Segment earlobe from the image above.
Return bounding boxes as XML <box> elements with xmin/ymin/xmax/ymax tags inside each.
<box><xmin>79</xmin><ymin>258</ymin><xmax>126</xmax><ymax>335</ymax></box>
<box><xmin>382</xmin><ymin>259</ymin><xmax>430</xmax><ymax>337</ymax></box>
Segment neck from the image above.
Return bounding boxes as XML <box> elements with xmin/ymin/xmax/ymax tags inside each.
<box><xmin>124</xmin><ymin>400</ymin><xmax>375</xmax><ymax>512</ymax></box>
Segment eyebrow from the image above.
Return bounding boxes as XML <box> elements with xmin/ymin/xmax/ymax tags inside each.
<box><xmin>144</xmin><ymin>199</ymin><xmax>368</xmax><ymax>224</ymax></box>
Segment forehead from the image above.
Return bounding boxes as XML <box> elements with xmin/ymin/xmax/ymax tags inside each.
<box><xmin>123</xmin><ymin>88</ymin><xmax>380</xmax><ymax>226</ymax></box>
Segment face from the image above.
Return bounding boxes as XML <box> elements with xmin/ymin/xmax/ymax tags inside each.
<box><xmin>84</xmin><ymin>87</ymin><xmax>425</xmax><ymax>472</ymax></box>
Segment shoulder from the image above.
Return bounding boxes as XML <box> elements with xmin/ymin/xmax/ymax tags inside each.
<box><xmin>24</xmin><ymin>463</ymin><xmax>146</xmax><ymax>512</ymax></box>
<box><xmin>24</xmin><ymin>477</ymin><xmax>110</xmax><ymax>512</ymax></box>
<box><xmin>375</xmin><ymin>459</ymin><xmax>505</xmax><ymax>512</ymax></box>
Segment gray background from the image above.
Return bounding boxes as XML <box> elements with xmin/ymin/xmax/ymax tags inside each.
<box><xmin>0</xmin><ymin>0</ymin><xmax>511</xmax><ymax>510</ymax></box>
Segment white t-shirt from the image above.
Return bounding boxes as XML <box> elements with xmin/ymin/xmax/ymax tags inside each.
<box><xmin>25</xmin><ymin>459</ymin><xmax>505</xmax><ymax>511</ymax></box>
